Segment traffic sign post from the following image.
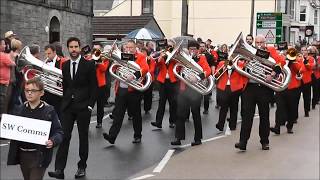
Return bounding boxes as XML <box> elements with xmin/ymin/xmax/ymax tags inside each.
<box><xmin>256</xmin><ymin>12</ymin><xmax>282</xmax><ymax>44</ymax></box>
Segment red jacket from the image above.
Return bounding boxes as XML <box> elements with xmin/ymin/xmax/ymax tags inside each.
<box><xmin>114</xmin><ymin>52</ymin><xmax>149</xmax><ymax>94</ymax></box>
<box><xmin>210</xmin><ymin>50</ymin><xmax>219</xmax><ymax>62</ymax></box>
<box><xmin>96</xmin><ymin>60</ymin><xmax>109</xmax><ymax>87</ymax></box>
<box><xmin>302</xmin><ymin>55</ymin><xmax>315</xmax><ymax>84</ymax></box>
<box><xmin>179</xmin><ymin>55</ymin><xmax>212</xmax><ymax>91</ymax></box>
<box><xmin>147</xmin><ymin>56</ymin><xmax>156</xmax><ymax>81</ymax></box>
<box><xmin>215</xmin><ymin>60</ymin><xmax>245</xmax><ymax>92</ymax></box>
<box><xmin>156</xmin><ymin>56</ymin><xmax>178</xmax><ymax>83</ymax></box>
<box><xmin>287</xmin><ymin>58</ymin><xmax>305</xmax><ymax>90</ymax></box>
<box><xmin>314</xmin><ymin>56</ymin><xmax>320</xmax><ymax>79</ymax></box>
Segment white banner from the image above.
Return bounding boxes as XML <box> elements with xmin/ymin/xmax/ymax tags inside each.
<box><xmin>0</xmin><ymin>114</ymin><xmax>51</xmax><ymax>145</ymax></box>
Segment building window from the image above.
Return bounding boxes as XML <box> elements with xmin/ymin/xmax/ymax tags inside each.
<box><xmin>300</xmin><ymin>6</ymin><xmax>306</xmax><ymax>22</ymax></box>
<box><xmin>142</xmin><ymin>0</ymin><xmax>153</xmax><ymax>15</ymax></box>
<box><xmin>315</xmin><ymin>10</ymin><xmax>318</xmax><ymax>25</ymax></box>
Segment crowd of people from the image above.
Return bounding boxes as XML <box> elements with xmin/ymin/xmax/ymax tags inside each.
<box><xmin>0</xmin><ymin>30</ymin><xmax>320</xmax><ymax>179</ymax></box>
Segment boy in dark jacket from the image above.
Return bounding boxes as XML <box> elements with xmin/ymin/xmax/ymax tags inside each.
<box><xmin>7</xmin><ymin>77</ymin><xmax>63</xmax><ymax>180</ymax></box>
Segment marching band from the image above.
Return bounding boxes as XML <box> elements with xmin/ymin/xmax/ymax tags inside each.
<box><xmin>1</xmin><ymin>31</ymin><xmax>320</xmax><ymax>179</ymax></box>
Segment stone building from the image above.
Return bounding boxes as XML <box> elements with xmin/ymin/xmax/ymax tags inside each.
<box><xmin>0</xmin><ymin>0</ymin><xmax>93</xmax><ymax>57</ymax></box>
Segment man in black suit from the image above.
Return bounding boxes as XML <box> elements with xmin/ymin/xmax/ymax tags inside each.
<box><xmin>48</xmin><ymin>37</ymin><xmax>97</xmax><ymax>179</ymax></box>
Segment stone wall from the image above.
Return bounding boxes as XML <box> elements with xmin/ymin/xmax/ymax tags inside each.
<box><xmin>0</xmin><ymin>0</ymin><xmax>93</xmax><ymax>57</ymax></box>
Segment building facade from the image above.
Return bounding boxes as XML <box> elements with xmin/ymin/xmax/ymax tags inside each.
<box><xmin>97</xmin><ymin>0</ymin><xmax>276</xmax><ymax>45</ymax></box>
<box><xmin>277</xmin><ymin>0</ymin><xmax>319</xmax><ymax>45</ymax></box>
<box><xmin>0</xmin><ymin>0</ymin><xmax>93</xmax><ymax>56</ymax></box>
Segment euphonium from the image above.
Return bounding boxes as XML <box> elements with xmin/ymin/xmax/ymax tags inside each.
<box><xmin>229</xmin><ymin>33</ymin><xmax>291</xmax><ymax>92</ymax></box>
<box><xmin>16</xmin><ymin>46</ymin><xmax>63</xmax><ymax>96</ymax></box>
<box><xmin>167</xmin><ymin>41</ymin><xmax>214</xmax><ymax>95</ymax></box>
<box><xmin>107</xmin><ymin>43</ymin><xmax>152</xmax><ymax>92</ymax></box>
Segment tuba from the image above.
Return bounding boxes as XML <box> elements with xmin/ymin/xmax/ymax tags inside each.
<box><xmin>229</xmin><ymin>33</ymin><xmax>291</xmax><ymax>92</ymax></box>
<box><xmin>168</xmin><ymin>41</ymin><xmax>214</xmax><ymax>95</ymax></box>
<box><xmin>107</xmin><ymin>42</ymin><xmax>152</xmax><ymax>92</ymax></box>
<box><xmin>16</xmin><ymin>46</ymin><xmax>63</xmax><ymax>96</ymax></box>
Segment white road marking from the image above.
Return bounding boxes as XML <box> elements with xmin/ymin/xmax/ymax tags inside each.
<box><xmin>131</xmin><ymin>174</ymin><xmax>154</xmax><ymax>180</ymax></box>
<box><xmin>153</xmin><ymin>149</ymin><xmax>175</xmax><ymax>173</ymax></box>
<box><xmin>0</xmin><ymin>143</ymin><xmax>9</xmax><ymax>147</ymax></box>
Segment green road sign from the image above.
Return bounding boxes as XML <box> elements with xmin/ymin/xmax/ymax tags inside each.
<box><xmin>256</xmin><ymin>12</ymin><xmax>282</xmax><ymax>44</ymax></box>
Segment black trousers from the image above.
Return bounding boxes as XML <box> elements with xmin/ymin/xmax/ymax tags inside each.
<box><xmin>203</xmin><ymin>92</ymin><xmax>212</xmax><ymax>111</ymax></box>
<box><xmin>55</xmin><ymin>103</ymin><xmax>91</xmax><ymax>170</ymax></box>
<box><xmin>175</xmin><ymin>88</ymin><xmax>202</xmax><ymax>141</ymax></box>
<box><xmin>109</xmin><ymin>88</ymin><xmax>142</xmax><ymax>139</ymax></box>
<box><xmin>20</xmin><ymin>151</ymin><xmax>46</xmax><ymax>180</ymax></box>
<box><xmin>105</xmin><ymin>67</ymin><xmax>112</xmax><ymax>102</ymax></box>
<box><xmin>275</xmin><ymin>88</ymin><xmax>300</xmax><ymax>129</ymax></box>
<box><xmin>97</xmin><ymin>86</ymin><xmax>107</xmax><ymax>124</ymax></box>
<box><xmin>216</xmin><ymin>87</ymin><xmax>241</xmax><ymax>130</ymax></box>
<box><xmin>311</xmin><ymin>75</ymin><xmax>320</xmax><ymax>107</ymax></box>
<box><xmin>155</xmin><ymin>80</ymin><xmax>177</xmax><ymax>125</ymax></box>
<box><xmin>240</xmin><ymin>83</ymin><xmax>272</xmax><ymax>145</ymax></box>
<box><xmin>301</xmin><ymin>82</ymin><xmax>312</xmax><ymax>113</ymax></box>
<box><xmin>143</xmin><ymin>83</ymin><xmax>153</xmax><ymax>113</ymax></box>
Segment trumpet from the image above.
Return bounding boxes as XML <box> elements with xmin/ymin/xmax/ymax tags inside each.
<box><xmin>91</xmin><ymin>48</ymin><xmax>109</xmax><ymax>63</ymax></box>
<box><xmin>212</xmin><ymin>60</ymin><xmax>234</xmax><ymax>80</ymax></box>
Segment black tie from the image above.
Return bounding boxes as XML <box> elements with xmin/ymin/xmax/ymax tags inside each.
<box><xmin>72</xmin><ymin>62</ymin><xmax>77</xmax><ymax>79</ymax></box>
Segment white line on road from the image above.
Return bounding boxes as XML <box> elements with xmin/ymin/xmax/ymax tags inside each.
<box><xmin>0</xmin><ymin>143</ymin><xmax>9</xmax><ymax>147</ymax></box>
<box><xmin>131</xmin><ymin>174</ymin><xmax>154</xmax><ymax>180</ymax></box>
<box><xmin>202</xmin><ymin>135</ymin><xmax>227</xmax><ymax>143</ymax></box>
<box><xmin>153</xmin><ymin>149</ymin><xmax>175</xmax><ymax>173</ymax></box>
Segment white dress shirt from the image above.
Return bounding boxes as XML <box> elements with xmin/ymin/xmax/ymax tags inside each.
<box><xmin>46</xmin><ymin>55</ymin><xmax>58</xmax><ymax>67</ymax></box>
<box><xmin>70</xmin><ymin>55</ymin><xmax>81</xmax><ymax>79</ymax></box>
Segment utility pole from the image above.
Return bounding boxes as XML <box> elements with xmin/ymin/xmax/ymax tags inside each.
<box><xmin>181</xmin><ymin>0</ymin><xmax>189</xmax><ymax>36</ymax></box>
<box><xmin>250</xmin><ymin>0</ymin><xmax>255</xmax><ymax>35</ymax></box>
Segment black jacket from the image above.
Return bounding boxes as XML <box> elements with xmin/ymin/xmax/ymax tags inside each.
<box><xmin>61</xmin><ymin>57</ymin><xmax>97</xmax><ymax>111</ymax></box>
<box><xmin>7</xmin><ymin>102</ymin><xmax>64</xmax><ymax>168</ymax></box>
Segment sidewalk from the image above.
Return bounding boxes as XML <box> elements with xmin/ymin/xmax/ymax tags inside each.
<box><xmin>132</xmin><ymin>105</ymin><xmax>319</xmax><ymax>179</ymax></box>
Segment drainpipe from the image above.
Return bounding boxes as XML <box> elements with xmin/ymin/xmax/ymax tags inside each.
<box><xmin>250</xmin><ymin>0</ymin><xmax>255</xmax><ymax>35</ymax></box>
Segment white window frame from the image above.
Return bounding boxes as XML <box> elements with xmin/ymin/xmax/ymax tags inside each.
<box><xmin>300</xmin><ymin>5</ymin><xmax>307</xmax><ymax>22</ymax></box>
<box><xmin>314</xmin><ymin>10</ymin><xmax>318</xmax><ymax>25</ymax></box>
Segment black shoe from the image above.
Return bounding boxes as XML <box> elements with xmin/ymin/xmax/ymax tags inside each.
<box><xmin>305</xmin><ymin>111</ymin><xmax>309</xmax><ymax>117</ymax></box>
<box><xmin>132</xmin><ymin>137</ymin><xmax>141</xmax><ymax>144</ymax></box>
<box><xmin>191</xmin><ymin>140</ymin><xmax>202</xmax><ymax>146</ymax></box>
<box><xmin>215</xmin><ymin>124</ymin><xmax>223</xmax><ymax>132</ymax></box>
<box><xmin>270</xmin><ymin>127</ymin><xmax>280</xmax><ymax>135</ymax></box>
<box><xmin>169</xmin><ymin>123</ymin><xmax>175</xmax><ymax>128</ymax></box>
<box><xmin>203</xmin><ymin>110</ymin><xmax>208</xmax><ymax>114</ymax></box>
<box><xmin>103</xmin><ymin>133</ymin><xmax>115</xmax><ymax>144</ymax></box>
<box><xmin>235</xmin><ymin>142</ymin><xmax>246</xmax><ymax>151</ymax></box>
<box><xmin>151</xmin><ymin>122</ymin><xmax>162</xmax><ymax>128</ymax></box>
<box><xmin>262</xmin><ymin>143</ymin><xmax>270</xmax><ymax>150</ymax></box>
<box><xmin>229</xmin><ymin>127</ymin><xmax>236</xmax><ymax>131</ymax></box>
<box><xmin>74</xmin><ymin>168</ymin><xmax>86</xmax><ymax>179</ymax></box>
<box><xmin>287</xmin><ymin>128</ymin><xmax>294</xmax><ymax>134</ymax></box>
<box><xmin>96</xmin><ymin>123</ymin><xmax>102</xmax><ymax>128</ymax></box>
<box><xmin>48</xmin><ymin>170</ymin><xmax>65</xmax><ymax>179</ymax></box>
<box><xmin>171</xmin><ymin>139</ymin><xmax>181</xmax><ymax>146</ymax></box>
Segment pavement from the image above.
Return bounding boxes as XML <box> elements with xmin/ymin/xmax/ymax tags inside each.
<box><xmin>130</xmin><ymin>102</ymin><xmax>320</xmax><ymax>180</ymax></box>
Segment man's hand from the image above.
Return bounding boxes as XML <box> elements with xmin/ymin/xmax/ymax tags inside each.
<box><xmin>46</xmin><ymin>139</ymin><xmax>54</xmax><ymax>149</ymax></box>
<box><xmin>189</xmin><ymin>75</ymin><xmax>198</xmax><ymax>83</ymax></box>
<box><xmin>265</xmin><ymin>71</ymin><xmax>276</xmax><ymax>83</ymax></box>
<box><xmin>126</xmin><ymin>74</ymin><xmax>135</xmax><ymax>82</ymax></box>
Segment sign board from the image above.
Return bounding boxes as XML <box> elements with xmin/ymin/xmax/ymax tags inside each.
<box><xmin>256</xmin><ymin>12</ymin><xmax>282</xmax><ymax>44</ymax></box>
<box><xmin>0</xmin><ymin>114</ymin><xmax>51</xmax><ymax>145</ymax></box>
<box><xmin>305</xmin><ymin>26</ymin><xmax>314</xmax><ymax>37</ymax></box>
